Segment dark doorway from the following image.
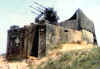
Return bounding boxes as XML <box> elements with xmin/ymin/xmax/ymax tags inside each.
<box><xmin>30</xmin><ymin>26</ymin><xmax>39</xmax><ymax>57</ymax></box>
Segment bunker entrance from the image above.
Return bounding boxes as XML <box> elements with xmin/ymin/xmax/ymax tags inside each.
<box><xmin>30</xmin><ymin>26</ymin><xmax>39</xmax><ymax>57</ymax></box>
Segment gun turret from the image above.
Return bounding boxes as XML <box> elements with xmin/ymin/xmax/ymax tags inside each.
<box><xmin>30</xmin><ymin>1</ymin><xmax>59</xmax><ymax>24</ymax></box>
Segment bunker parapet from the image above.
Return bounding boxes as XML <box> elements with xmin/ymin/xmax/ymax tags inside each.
<box><xmin>59</xmin><ymin>9</ymin><xmax>97</xmax><ymax>44</ymax></box>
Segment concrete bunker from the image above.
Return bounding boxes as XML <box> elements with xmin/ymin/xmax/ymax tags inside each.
<box><xmin>6</xmin><ymin>9</ymin><xmax>98</xmax><ymax>60</ymax></box>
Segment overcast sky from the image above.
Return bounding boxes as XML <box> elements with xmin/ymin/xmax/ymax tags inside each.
<box><xmin>0</xmin><ymin>0</ymin><xmax>100</xmax><ymax>54</ymax></box>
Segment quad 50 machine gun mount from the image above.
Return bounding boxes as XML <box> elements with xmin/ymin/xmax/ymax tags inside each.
<box><xmin>30</xmin><ymin>1</ymin><xmax>59</xmax><ymax>24</ymax></box>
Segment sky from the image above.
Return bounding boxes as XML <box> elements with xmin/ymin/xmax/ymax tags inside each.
<box><xmin>0</xmin><ymin>0</ymin><xmax>100</xmax><ymax>54</ymax></box>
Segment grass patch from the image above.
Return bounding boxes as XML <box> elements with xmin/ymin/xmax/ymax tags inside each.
<box><xmin>38</xmin><ymin>47</ymin><xmax>100</xmax><ymax>69</ymax></box>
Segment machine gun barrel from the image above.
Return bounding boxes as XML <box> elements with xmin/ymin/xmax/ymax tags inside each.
<box><xmin>31</xmin><ymin>11</ymin><xmax>39</xmax><ymax>15</ymax></box>
<box><xmin>33</xmin><ymin>1</ymin><xmax>47</xmax><ymax>9</ymax></box>
<box><xmin>36</xmin><ymin>6</ymin><xmax>44</xmax><ymax>11</ymax></box>
<box><xmin>30</xmin><ymin>5</ymin><xmax>43</xmax><ymax>13</ymax></box>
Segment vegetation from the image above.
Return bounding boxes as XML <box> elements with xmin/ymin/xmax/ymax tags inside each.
<box><xmin>38</xmin><ymin>47</ymin><xmax>100</xmax><ymax>69</ymax></box>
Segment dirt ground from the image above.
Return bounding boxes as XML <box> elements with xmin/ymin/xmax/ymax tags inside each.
<box><xmin>0</xmin><ymin>42</ymin><xmax>97</xmax><ymax>69</ymax></box>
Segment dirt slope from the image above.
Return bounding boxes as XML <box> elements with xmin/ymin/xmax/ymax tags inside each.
<box><xmin>0</xmin><ymin>42</ymin><xmax>97</xmax><ymax>69</ymax></box>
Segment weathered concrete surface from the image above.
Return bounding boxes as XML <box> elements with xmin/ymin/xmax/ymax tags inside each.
<box><xmin>65</xmin><ymin>29</ymin><xmax>82</xmax><ymax>43</ymax></box>
<box><xmin>46</xmin><ymin>23</ymin><xmax>95</xmax><ymax>53</ymax></box>
<box><xmin>46</xmin><ymin>24</ymin><xmax>94</xmax><ymax>54</ymax></box>
<box><xmin>46</xmin><ymin>24</ymin><xmax>68</xmax><ymax>52</ymax></box>
<box><xmin>6</xmin><ymin>24</ymin><xmax>38</xmax><ymax>59</ymax></box>
<box><xmin>38</xmin><ymin>24</ymin><xmax>46</xmax><ymax>58</ymax></box>
<box><xmin>23</xmin><ymin>24</ymin><xmax>37</xmax><ymax>58</ymax></box>
<box><xmin>82</xmin><ymin>29</ymin><xmax>94</xmax><ymax>44</ymax></box>
<box><xmin>6</xmin><ymin>26</ymin><xmax>25</xmax><ymax>59</ymax></box>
